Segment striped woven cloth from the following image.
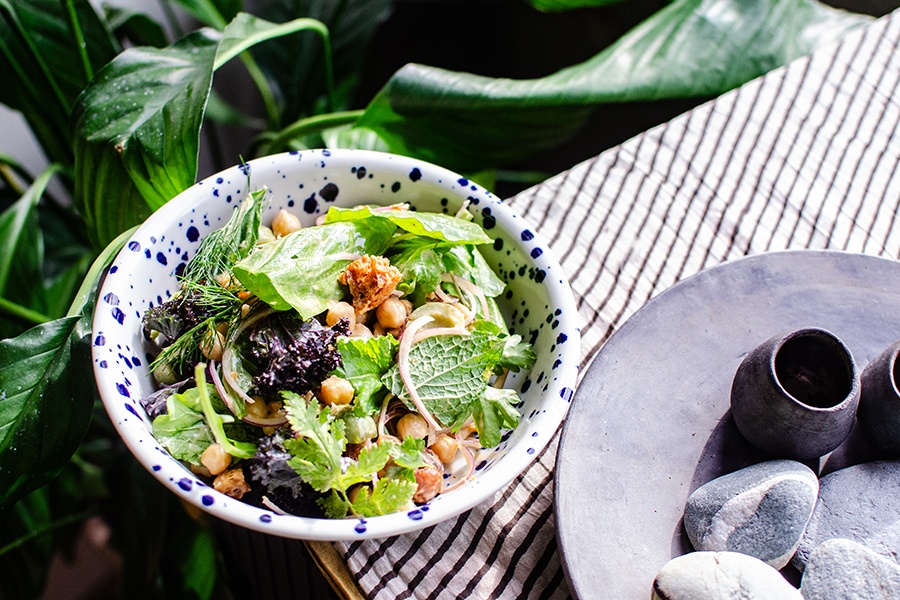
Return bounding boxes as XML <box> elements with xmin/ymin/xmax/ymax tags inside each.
<box><xmin>332</xmin><ymin>10</ymin><xmax>900</xmax><ymax>599</ymax></box>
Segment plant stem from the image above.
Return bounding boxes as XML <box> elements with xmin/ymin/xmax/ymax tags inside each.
<box><xmin>0</xmin><ymin>297</ymin><xmax>52</xmax><ymax>326</ymax></box>
<box><xmin>263</xmin><ymin>110</ymin><xmax>364</xmax><ymax>154</ymax></box>
<box><xmin>66</xmin><ymin>226</ymin><xmax>138</xmax><ymax>318</ymax></box>
<box><xmin>0</xmin><ymin>509</ymin><xmax>93</xmax><ymax>558</ymax></box>
<box><xmin>240</xmin><ymin>53</ymin><xmax>281</xmax><ymax>130</ymax></box>
<box><xmin>64</xmin><ymin>0</ymin><xmax>93</xmax><ymax>82</ymax></box>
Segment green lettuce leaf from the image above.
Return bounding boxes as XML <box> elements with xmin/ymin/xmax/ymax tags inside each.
<box><xmin>325</xmin><ymin>205</ymin><xmax>492</xmax><ymax>244</ymax></box>
<box><xmin>232</xmin><ymin>218</ymin><xmax>396</xmax><ymax>318</ymax></box>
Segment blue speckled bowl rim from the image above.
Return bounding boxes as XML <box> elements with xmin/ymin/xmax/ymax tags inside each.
<box><xmin>92</xmin><ymin>149</ymin><xmax>580</xmax><ymax>541</ymax></box>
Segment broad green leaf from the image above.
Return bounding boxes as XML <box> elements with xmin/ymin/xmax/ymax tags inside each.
<box><xmin>335</xmin><ymin>335</ymin><xmax>398</xmax><ymax>413</ymax></box>
<box><xmin>384</xmin><ymin>330</ymin><xmax>504</xmax><ymax>428</ymax></box>
<box><xmin>179</xmin><ymin>526</ymin><xmax>218</xmax><ymax>600</ymax></box>
<box><xmin>105</xmin><ymin>6</ymin><xmax>169</xmax><ymax>48</ymax></box>
<box><xmin>349</xmin><ymin>0</ymin><xmax>871</xmax><ymax>173</ymax></box>
<box><xmin>325</xmin><ymin>206</ymin><xmax>492</xmax><ymax>244</ymax></box>
<box><xmin>0</xmin><ymin>316</ymin><xmax>89</xmax><ymax>511</ymax></box>
<box><xmin>73</xmin><ymin>29</ymin><xmax>220</xmax><ymax>216</ymax></box>
<box><xmin>525</xmin><ymin>0</ymin><xmax>625</xmax><ymax>11</ymax></box>
<box><xmin>232</xmin><ymin>218</ymin><xmax>396</xmax><ymax>318</ymax></box>
<box><xmin>73</xmin><ymin>12</ymin><xmax>340</xmax><ymax>248</ymax></box>
<box><xmin>0</xmin><ymin>0</ymin><xmax>119</xmax><ymax>165</ymax></box>
<box><xmin>250</xmin><ymin>0</ymin><xmax>392</xmax><ymax>122</ymax></box>
<box><xmin>172</xmin><ymin>0</ymin><xmax>242</xmax><ymax>29</ymax></box>
<box><xmin>0</xmin><ymin>166</ymin><xmax>60</xmax><ymax>320</ymax></box>
<box><xmin>0</xmin><ymin>225</ymin><xmax>134</xmax><ymax>511</ymax></box>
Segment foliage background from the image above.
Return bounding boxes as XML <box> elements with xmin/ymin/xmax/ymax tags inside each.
<box><xmin>0</xmin><ymin>0</ymin><xmax>896</xmax><ymax>598</ymax></box>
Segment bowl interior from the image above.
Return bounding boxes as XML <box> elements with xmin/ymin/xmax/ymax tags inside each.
<box><xmin>92</xmin><ymin>149</ymin><xmax>579</xmax><ymax>540</ymax></box>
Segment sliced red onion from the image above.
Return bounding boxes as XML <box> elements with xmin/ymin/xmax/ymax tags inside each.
<box><xmin>442</xmin><ymin>442</ymin><xmax>476</xmax><ymax>494</ymax></box>
<box><xmin>454</xmin><ymin>200</ymin><xmax>471</xmax><ymax>219</ymax></box>
<box><xmin>453</xmin><ymin>274</ymin><xmax>489</xmax><ymax>320</ymax></box>
<box><xmin>398</xmin><ymin>315</ymin><xmax>444</xmax><ymax>432</ymax></box>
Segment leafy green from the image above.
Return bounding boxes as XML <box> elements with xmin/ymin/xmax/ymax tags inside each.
<box><xmin>348</xmin><ymin>0</ymin><xmax>871</xmax><ymax>174</ymax></box>
<box><xmin>384</xmin><ymin>329</ymin><xmax>504</xmax><ymax>429</ymax></box>
<box><xmin>0</xmin><ymin>317</ymin><xmax>88</xmax><ymax>510</ymax></box>
<box><xmin>194</xmin><ymin>365</ymin><xmax>257</xmax><ymax>459</ymax></box>
<box><xmin>499</xmin><ymin>334</ymin><xmax>537</xmax><ymax>373</ymax></box>
<box><xmin>473</xmin><ymin>387</ymin><xmax>521</xmax><ymax>448</ymax></box>
<box><xmin>282</xmin><ymin>391</ymin><xmax>421</xmax><ymax>517</ymax></box>
<box><xmin>232</xmin><ymin>218</ymin><xmax>396</xmax><ymax>317</ymax></box>
<box><xmin>151</xmin><ymin>387</ymin><xmax>218</xmax><ymax>465</ymax></box>
<box><xmin>441</xmin><ymin>245</ymin><xmax>507</xmax><ymax>299</ymax></box>
<box><xmin>389</xmin><ymin>238</ymin><xmax>445</xmax><ymax>303</ymax></box>
<box><xmin>325</xmin><ymin>205</ymin><xmax>492</xmax><ymax>244</ymax></box>
<box><xmin>334</xmin><ymin>335</ymin><xmax>398</xmax><ymax>414</ymax></box>
<box><xmin>346</xmin><ymin>476</ymin><xmax>418</xmax><ymax>518</ymax></box>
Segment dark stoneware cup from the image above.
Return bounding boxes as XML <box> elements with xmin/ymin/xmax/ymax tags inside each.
<box><xmin>858</xmin><ymin>340</ymin><xmax>900</xmax><ymax>454</ymax></box>
<box><xmin>730</xmin><ymin>327</ymin><xmax>860</xmax><ymax>460</ymax></box>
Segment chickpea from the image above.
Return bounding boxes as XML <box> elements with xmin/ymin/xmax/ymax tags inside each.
<box><xmin>376</xmin><ymin>296</ymin><xmax>408</xmax><ymax>329</ymax></box>
<box><xmin>396</xmin><ymin>413</ymin><xmax>428</xmax><ymax>440</ymax></box>
<box><xmin>271</xmin><ymin>209</ymin><xmax>302</xmax><ymax>237</ymax></box>
<box><xmin>152</xmin><ymin>362</ymin><xmax>178</xmax><ymax>385</ymax></box>
<box><xmin>245</xmin><ymin>399</ymin><xmax>268</xmax><ymax>420</ymax></box>
<box><xmin>326</xmin><ymin>301</ymin><xmax>356</xmax><ymax>328</ymax></box>
<box><xmin>321</xmin><ymin>375</ymin><xmax>354</xmax><ymax>405</ymax></box>
<box><xmin>372</xmin><ymin>322</ymin><xmax>386</xmax><ymax>337</ymax></box>
<box><xmin>350</xmin><ymin>324</ymin><xmax>373</xmax><ymax>339</ymax></box>
<box><xmin>430</xmin><ymin>434</ymin><xmax>459</xmax><ymax>465</ymax></box>
<box><xmin>200</xmin><ymin>329</ymin><xmax>225</xmax><ymax>362</ymax></box>
<box><xmin>200</xmin><ymin>443</ymin><xmax>232</xmax><ymax>476</ymax></box>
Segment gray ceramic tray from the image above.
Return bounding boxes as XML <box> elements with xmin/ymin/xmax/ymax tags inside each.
<box><xmin>555</xmin><ymin>250</ymin><xmax>899</xmax><ymax>599</ymax></box>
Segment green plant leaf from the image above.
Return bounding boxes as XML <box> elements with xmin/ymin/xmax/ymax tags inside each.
<box><xmin>105</xmin><ymin>6</ymin><xmax>169</xmax><ymax>48</ymax></box>
<box><xmin>0</xmin><ymin>166</ymin><xmax>62</xmax><ymax>333</ymax></box>
<box><xmin>525</xmin><ymin>0</ymin><xmax>626</xmax><ymax>11</ymax></box>
<box><xmin>73</xmin><ymin>12</ymin><xmax>339</xmax><ymax>248</ymax></box>
<box><xmin>349</xmin><ymin>0</ymin><xmax>871</xmax><ymax>173</ymax></box>
<box><xmin>172</xmin><ymin>0</ymin><xmax>243</xmax><ymax>29</ymax></box>
<box><xmin>250</xmin><ymin>0</ymin><xmax>392</xmax><ymax>121</ymax></box>
<box><xmin>0</xmin><ymin>0</ymin><xmax>119</xmax><ymax>165</ymax></box>
<box><xmin>0</xmin><ymin>316</ymin><xmax>89</xmax><ymax>511</ymax></box>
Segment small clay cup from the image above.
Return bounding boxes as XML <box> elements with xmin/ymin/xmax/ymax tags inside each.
<box><xmin>730</xmin><ymin>327</ymin><xmax>859</xmax><ymax>460</ymax></box>
<box><xmin>858</xmin><ymin>340</ymin><xmax>900</xmax><ymax>454</ymax></box>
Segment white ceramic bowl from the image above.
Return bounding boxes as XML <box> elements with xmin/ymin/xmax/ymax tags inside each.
<box><xmin>92</xmin><ymin>149</ymin><xmax>580</xmax><ymax>540</ymax></box>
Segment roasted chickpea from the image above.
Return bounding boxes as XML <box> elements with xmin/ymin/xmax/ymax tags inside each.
<box><xmin>271</xmin><ymin>209</ymin><xmax>302</xmax><ymax>237</ymax></box>
<box><xmin>350</xmin><ymin>324</ymin><xmax>373</xmax><ymax>339</ymax></box>
<box><xmin>376</xmin><ymin>296</ymin><xmax>407</xmax><ymax>329</ymax></box>
<box><xmin>396</xmin><ymin>413</ymin><xmax>428</xmax><ymax>440</ymax></box>
<box><xmin>321</xmin><ymin>375</ymin><xmax>354</xmax><ymax>405</ymax></box>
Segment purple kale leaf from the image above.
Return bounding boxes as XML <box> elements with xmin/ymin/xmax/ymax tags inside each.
<box><xmin>243</xmin><ymin>430</ymin><xmax>325</xmax><ymax>517</ymax></box>
<box><xmin>246</xmin><ymin>312</ymin><xmax>349</xmax><ymax>397</ymax></box>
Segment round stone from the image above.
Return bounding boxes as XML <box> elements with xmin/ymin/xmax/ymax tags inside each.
<box><xmin>800</xmin><ymin>538</ymin><xmax>900</xmax><ymax>599</ymax></box>
<box><xmin>684</xmin><ymin>459</ymin><xmax>819</xmax><ymax>569</ymax></box>
<box><xmin>651</xmin><ymin>551</ymin><xmax>802</xmax><ymax>599</ymax></box>
<box><xmin>792</xmin><ymin>460</ymin><xmax>900</xmax><ymax>571</ymax></box>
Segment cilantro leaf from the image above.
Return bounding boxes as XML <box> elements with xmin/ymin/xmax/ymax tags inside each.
<box><xmin>341</xmin><ymin>443</ymin><xmax>393</xmax><ymax>488</ymax></box>
<box><xmin>350</xmin><ymin>477</ymin><xmax>419</xmax><ymax>518</ymax></box>
<box><xmin>390</xmin><ymin>436</ymin><xmax>427</xmax><ymax>470</ymax></box>
<box><xmin>321</xmin><ymin>490</ymin><xmax>351</xmax><ymax>519</ymax></box>
<box><xmin>282</xmin><ymin>391</ymin><xmax>345</xmax><ymax>492</ymax></box>
<box><xmin>334</xmin><ymin>336</ymin><xmax>398</xmax><ymax>414</ymax></box>
<box><xmin>498</xmin><ymin>334</ymin><xmax>537</xmax><ymax>372</ymax></box>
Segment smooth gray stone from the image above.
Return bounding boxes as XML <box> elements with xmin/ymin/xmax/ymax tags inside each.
<box><xmin>793</xmin><ymin>460</ymin><xmax>900</xmax><ymax>571</ymax></box>
<box><xmin>800</xmin><ymin>538</ymin><xmax>900</xmax><ymax>599</ymax></box>
<box><xmin>651</xmin><ymin>551</ymin><xmax>802</xmax><ymax>600</ymax></box>
<box><xmin>684</xmin><ymin>460</ymin><xmax>819</xmax><ymax>569</ymax></box>
<box><xmin>865</xmin><ymin>521</ymin><xmax>900</xmax><ymax>564</ymax></box>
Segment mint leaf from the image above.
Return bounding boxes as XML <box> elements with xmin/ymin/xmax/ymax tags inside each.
<box><xmin>350</xmin><ymin>477</ymin><xmax>418</xmax><ymax>518</ymax></box>
<box><xmin>383</xmin><ymin>330</ymin><xmax>503</xmax><ymax>428</ymax></box>
<box><xmin>233</xmin><ymin>219</ymin><xmax>396</xmax><ymax>318</ymax></box>
<box><xmin>335</xmin><ymin>336</ymin><xmax>398</xmax><ymax>414</ymax></box>
<box><xmin>473</xmin><ymin>387</ymin><xmax>521</xmax><ymax>448</ymax></box>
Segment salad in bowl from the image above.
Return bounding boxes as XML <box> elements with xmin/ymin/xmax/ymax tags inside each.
<box><xmin>92</xmin><ymin>149</ymin><xmax>579</xmax><ymax>539</ymax></box>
